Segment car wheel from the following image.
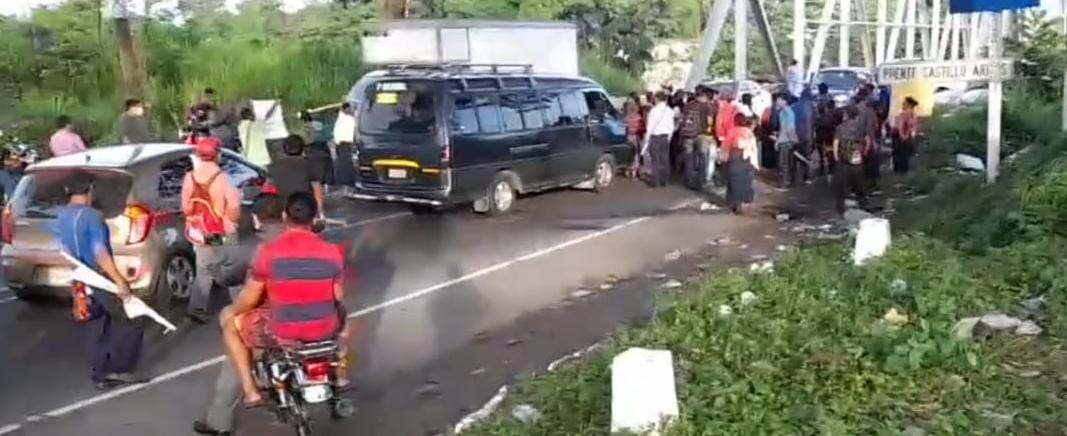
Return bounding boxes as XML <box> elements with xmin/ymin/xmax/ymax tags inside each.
<box><xmin>592</xmin><ymin>155</ymin><xmax>616</xmax><ymax>193</ymax></box>
<box><xmin>156</xmin><ymin>252</ymin><xmax>194</xmax><ymax>308</ymax></box>
<box><xmin>484</xmin><ymin>172</ymin><xmax>517</xmax><ymax>215</ymax></box>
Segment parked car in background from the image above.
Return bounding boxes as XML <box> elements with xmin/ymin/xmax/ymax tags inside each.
<box><xmin>704</xmin><ymin>80</ymin><xmax>773</xmax><ymax>117</ymax></box>
<box><xmin>812</xmin><ymin>67</ymin><xmax>876</xmax><ymax>107</ymax></box>
<box><xmin>2</xmin><ymin>144</ymin><xmax>266</xmax><ymax>306</ymax></box>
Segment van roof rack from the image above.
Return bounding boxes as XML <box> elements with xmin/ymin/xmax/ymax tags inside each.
<box><xmin>384</xmin><ymin>63</ymin><xmax>534</xmax><ymax>75</ymax></box>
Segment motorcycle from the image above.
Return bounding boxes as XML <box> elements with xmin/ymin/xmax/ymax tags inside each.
<box><xmin>253</xmin><ymin>339</ymin><xmax>355</xmax><ymax>436</ymax></box>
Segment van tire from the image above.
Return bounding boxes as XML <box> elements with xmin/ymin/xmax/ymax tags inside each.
<box><xmin>151</xmin><ymin>250</ymin><xmax>195</xmax><ymax>311</ymax></box>
<box><xmin>482</xmin><ymin>172</ymin><xmax>518</xmax><ymax>215</ymax></box>
<box><xmin>592</xmin><ymin>155</ymin><xmax>617</xmax><ymax>193</ymax></box>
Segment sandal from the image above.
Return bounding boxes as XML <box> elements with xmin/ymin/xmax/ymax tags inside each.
<box><xmin>242</xmin><ymin>397</ymin><xmax>267</xmax><ymax>409</ymax></box>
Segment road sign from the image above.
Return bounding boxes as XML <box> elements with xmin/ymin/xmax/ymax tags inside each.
<box><xmin>878</xmin><ymin>59</ymin><xmax>1014</xmax><ymax>83</ymax></box>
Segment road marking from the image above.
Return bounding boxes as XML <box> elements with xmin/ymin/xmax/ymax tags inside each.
<box><xmin>0</xmin><ymin>211</ymin><xmax>657</xmax><ymax>430</ymax></box>
<box><xmin>324</xmin><ymin>211</ymin><xmax>412</xmax><ymax>233</ymax></box>
<box><xmin>0</xmin><ymin>198</ymin><xmax>698</xmax><ymax>432</ymax></box>
<box><xmin>0</xmin><ymin>296</ymin><xmax>16</xmax><ymax>305</ymax></box>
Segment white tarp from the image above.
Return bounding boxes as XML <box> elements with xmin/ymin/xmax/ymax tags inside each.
<box><xmin>611</xmin><ymin>348</ymin><xmax>679</xmax><ymax>435</ymax></box>
<box><xmin>62</xmin><ymin>252</ymin><xmax>178</xmax><ymax>333</ymax></box>
<box><xmin>251</xmin><ymin>99</ymin><xmax>289</xmax><ymax>140</ymax></box>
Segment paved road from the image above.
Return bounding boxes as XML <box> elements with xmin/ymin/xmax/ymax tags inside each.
<box><xmin>0</xmin><ymin>180</ymin><xmax>770</xmax><ymax>436</ymax></box>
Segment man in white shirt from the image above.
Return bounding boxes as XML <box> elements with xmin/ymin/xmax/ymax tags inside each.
<box><xmin>787</xmin><ymin>59</ymin><xmax>806</xmax><ymax>99</ymax></box>
<box><xmin>643</xmin><ymin>91</ymin><xmax>675</xmax><ymax>187</ymax></box>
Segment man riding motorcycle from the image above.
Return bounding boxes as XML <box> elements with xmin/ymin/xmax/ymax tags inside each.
<box><xmin>218</xmin><ymin>192</ymin><xmax>346</xmax><ymax>408</ymax></box>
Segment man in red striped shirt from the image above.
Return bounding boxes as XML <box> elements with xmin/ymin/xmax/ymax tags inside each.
<box><xmin>218</xmin><ymin>192</ymin><xmax>345</xmax><ymax>407</ymax></box>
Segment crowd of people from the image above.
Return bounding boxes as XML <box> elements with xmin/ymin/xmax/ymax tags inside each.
<box><xmin>621</xmin><ymin>79</ymin><xmax>922</xmax><ymax>215</ymax></box>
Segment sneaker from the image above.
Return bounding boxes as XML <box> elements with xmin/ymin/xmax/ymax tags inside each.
<box><xmin>193</xmin><ymin>421</ymin><xmax>233</xmax><ymax>436</ymax></box>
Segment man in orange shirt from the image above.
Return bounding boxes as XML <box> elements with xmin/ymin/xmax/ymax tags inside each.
<box><xmin>182</xmin><ymin>137</ymin><xmax>242</xmax><ymax>324</ymax></box>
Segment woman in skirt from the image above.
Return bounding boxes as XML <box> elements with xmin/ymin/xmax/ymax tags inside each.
<box><xmin>722</xmin><ymin>113</ymin><xmax>759</xmax><ymax>214</ymax></box>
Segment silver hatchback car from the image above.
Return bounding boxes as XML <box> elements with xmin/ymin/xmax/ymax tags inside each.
<box><xmin>1</xmin><ymin>143</ymin><xmax>266</xmax><ymax>306</ymax></box>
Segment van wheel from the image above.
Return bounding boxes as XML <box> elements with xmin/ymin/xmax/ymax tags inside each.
<box><xmin>592</xmin><ymin>155</ymin><xmax>616</xmax><ymax>193</ymax></box>
<box><xmin>483</xmin><ymin>172</ymin><xmax>517</xmax><ymax>215</ymax></box>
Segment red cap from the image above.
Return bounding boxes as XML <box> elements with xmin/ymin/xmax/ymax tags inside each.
<box><xmin>194</xmin><ymin>137</ymin><xmax>221</xmax><ymax>160</ymax></box>
<box><xmin>261</xmin><ymin>182</ymin><xmax>278</xmax><ymax>195</ymax></box>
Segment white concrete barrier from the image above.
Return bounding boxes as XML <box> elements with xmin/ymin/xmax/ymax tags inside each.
<box><xmin>854</xmin><ymin>218</ymin><xmax>891</xmax><ymax>266</ymax></box>
<box><xmin>611</xmin><ymin>348</ymin><xmax>679</xmax><ymax>435</ymax></box>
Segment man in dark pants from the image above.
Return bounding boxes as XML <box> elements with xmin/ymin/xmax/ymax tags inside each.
<box><xmin>643</xmin><ymin>91</ymin><xmax>676</xmax><ymax>187</ymax></box>
<box><xmin>832</xmin><ymin>105</ymin><xmax>869</xmax><ymax>213</ymax></box>
<box><xmin>54</xmin><ymin>173</ymin><xmax>146</xmax><ymax>389</ymax></box>
<box><xmin>678</xmin><ymin>86</ymin><xmax>713</xmax><ymax>189</ymax></box>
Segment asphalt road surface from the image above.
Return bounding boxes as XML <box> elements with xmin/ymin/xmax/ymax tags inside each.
<box><xmin>0</xmin><ymin>180</ymin><xmax>780</xmax><ymax>436</ymax></box>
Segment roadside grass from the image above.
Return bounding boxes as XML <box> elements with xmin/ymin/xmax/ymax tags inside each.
<box><xmin>465</xmin><ymin>91</ymin><xmax>1067</xmax><ymax>435</ymax></box>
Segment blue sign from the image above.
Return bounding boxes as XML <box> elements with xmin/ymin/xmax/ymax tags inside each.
<box><xmin>949</xmin><ymin>0</ymin><xmax>1038</xmax><ymax>13</ymax></box>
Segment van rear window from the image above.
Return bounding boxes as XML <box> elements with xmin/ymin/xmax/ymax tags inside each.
<box><xmin>11</xmin><ymin>169</ymin><xmax>132</xmax><ymax>219</ymax></box>
<box><xmin>360</xmin><ymin>81</ymin><xmax>437</xmax><ymax>135</ymax></box>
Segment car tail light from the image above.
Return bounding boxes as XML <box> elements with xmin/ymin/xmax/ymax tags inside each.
<box><xmin>2</xmin><ymin>205</ymin><xmax>13</xmax><ymax>244</ymax></box>
<box><xmin>124</xmin><ymin>204</ymin><xmax>154</xmax><ymax>245</ymax></box>
<box><xmin>303</xmin><ymin>359</ymin><xmax>331</xmax><ymax>383</ymax></box>
<box><xmin>441</xmin><ymin>142</ymin><xmax>452</xmax><ymax>165</ymax></box>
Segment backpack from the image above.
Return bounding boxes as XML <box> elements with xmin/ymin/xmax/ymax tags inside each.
<box><xmin>679</xmin><ymin>102</ymin><xmax>705</xmax><ymax>138</ymax></box>
<box><xmin>184</xmin><ymin>170</ymin><xmax>226</xmax><ymax>246</ymax></box>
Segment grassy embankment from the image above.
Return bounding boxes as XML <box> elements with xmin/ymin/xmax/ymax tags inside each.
<box><xmin>468</xmin><ymin>89</ymin><xmax>1067</xmax><ymax>435</ymax></box>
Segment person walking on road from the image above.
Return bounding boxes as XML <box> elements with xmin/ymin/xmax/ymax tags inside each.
<box><xmin>267</xmin><ymin>134</ymin><xmax>326</xmax><ymax>218</ymax></box>
<box><xmin>54</xmin><ymin>173</ymin><xmax>147</xmax><ymax>389</ymax></box>
<box><xmin>623</xmin><ymin>101</ymin><xmax>645</xmax><ymax>178</ymax></box>
<box><xmin>773</xmin><ymin>94</ymin><xmax>800</xmax><ymax>188</ymax></box>
<box><xmin>892</xmin><ymin>97</ymin><xmax>921</xmax><ymax>174</ymax></box>
<box><xmin>182</xmin><ymin>137</ymin><xmax>242</xmax><ymax>324</ymax></box>
<box><xmin>833</xmin><ymin>105</ymin><xmax>869</xmax><ymax>213</ymax></box>
<box><xmin>791</xmin><ymin>89</ymin><xmax>816</xmax><ymax>184</ymax></box>
<box><xmin>814</xmin><ymin>84</ymin><xmax>839</xmax><ymax>177</ymax></box>
<box><xmin>49</xmin><ymin>115</ymin><xmax>87</xmax><ymax>157</ymax></box>
<box><xmin>118</xmin><ymin>99</ymin><xmax>154</xmax><ymax>144</ymax></box>
<box><xmin>678</xmin><ymin>86</ymin><xmax>714</xmax><ymax>189</ymax></box>
<box><xmin>644</xmin><ymin>92</ymin><xmax>675</xmax><ymax>188</ymax></box>
<box><xmin>333</xmin><ymin>102</ymin><xmax>358</xmax><ymax>193</ymax></box>
<box><xmin>723</xmin><ymin>113</ymin><xmax>759</xmax><ymax>214</ymax></box>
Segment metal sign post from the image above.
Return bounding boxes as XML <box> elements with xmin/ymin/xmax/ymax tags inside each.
<box><xmin>986</xmin><ymin>12</ymin><xmax>1005</xmax><ymax>183</ymax></box>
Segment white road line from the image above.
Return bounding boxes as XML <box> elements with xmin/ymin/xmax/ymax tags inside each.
<box><xmin>325</xmin><ymin>211</ymin><xmax>412</xmax><ymax>233</ymax></box>
<box><xmin>0</xmin><ymin>211</ymin><xmax>662</xmax><ymax>432</ymax></box>
<box><xmin>0</xmin><ymin>296</ymin><xmax>16</xmax><ymax>305</ymax></box>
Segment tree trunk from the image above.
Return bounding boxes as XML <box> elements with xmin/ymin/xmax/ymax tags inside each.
<box><xmin>381</xmin><ymin>0</ymin><xmax>408</xmax><ymax>18</ymax></box>
<box><xmin>114</xmin><ymin>16</ymin><xmax>147</xmax><ymax>98</ymax></box>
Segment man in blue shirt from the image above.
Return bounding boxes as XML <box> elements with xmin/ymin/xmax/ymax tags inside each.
<box><xmin>54</xmin><ymin>173</ymin><xmax>145</xmax><ymax>389</ymax></box>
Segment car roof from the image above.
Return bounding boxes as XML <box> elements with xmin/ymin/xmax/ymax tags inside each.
<box><xmin>28</xmin><ymin>143</ymin><xmax>193</xmax><ymax>172</ymax></box>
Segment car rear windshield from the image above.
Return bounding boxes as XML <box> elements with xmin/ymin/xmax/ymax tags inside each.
<box><xmin>359</xmin><ymin>80</ymin><xmax>438</xmax><ymax>135</ymax></box>
<box><xmin>10</xmin><ymin>169</ymin><xmax>133</xmax><ymax>219</ymax></box>
<box><xmin>815</xmin><ymin>71</ymin><xmax>866</xmax><ymax>90</ymax></box>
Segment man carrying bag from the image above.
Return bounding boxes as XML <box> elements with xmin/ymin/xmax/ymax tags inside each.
<box><xmin>55</xmin><ymin>173</ymin><xmax>147</xmax><ymax>390</ymax></box>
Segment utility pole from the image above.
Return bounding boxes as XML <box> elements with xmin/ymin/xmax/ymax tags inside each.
<box><xmin>734</xmin><ymin>0</ymin><xmax>748</xmax><ymax>80</ymax></box>
<box><xmin>987</xmin><ymin>11</ymin><xmax>1006</xmax><ymax>183</ymax></box>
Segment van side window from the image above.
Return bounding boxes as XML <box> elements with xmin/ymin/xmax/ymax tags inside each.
<box><xmin>584</xmin><ymin>90</ymin><xmax>618</xmax><ymax>122</ymax></box>
<box><xmin>540</xmin><ymin>93</ymin><xmax>563</xmax><ymax>126</ymax></box>
<box><xmin>519</xmin><ymin>93</ymin><xmax>544</xmax><ymax>129</ymax></box>
<box><xmin>558</xmin><ymin>91</ymin><xmax>589</xmax><ymax>125</ymax></box>
<box><xmin>499</xmin><ymin>93</ymin><xmax>525</xmax><ymax>132</ymax></box>
<box><xmin>452</xmin><ymin>95</ymin><xmax>480</xmax><ymax>134</ymax></box>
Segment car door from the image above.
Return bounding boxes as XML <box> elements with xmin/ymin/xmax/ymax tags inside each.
<box><xmin>547</xmin><ymin>89</ymin><xmax>592</xmax><ymax>184</ymax></box>
<box><xmin>217</xmin><ymin>151</ymin><xmax>266</xmax><ymax>205</ymax></box>
<box><xmin>582</xmin><ymin>88</ymin><xmax>627</xmax><ymax>163</ymax></box>
<box><xmin>499</xmin><ymin>91</ymin><xmax>550</xmax><ymax>190</ymax></box>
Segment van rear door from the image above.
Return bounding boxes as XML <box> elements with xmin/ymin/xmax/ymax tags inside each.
<box><xmin>355</xmin><ymin>80</ymin><xmax>448</xmax><ymax>191</ymax></box>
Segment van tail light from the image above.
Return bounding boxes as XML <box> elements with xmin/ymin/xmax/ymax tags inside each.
<box><xmin>2</xmin><ymin>205</ymin><xmax>13</xmax><ymax>244</ymax></box>
<box><xmin>441</xmin><ymin>142</ymin><xmax>452</xmax><ymax>165</ymax></box>
<box><xmin>124</xmin><ymin>204</ymin><xmax>154</xmax><ymax>245</ymax></box>
<box><xmin>303</xmin><ymin>359</ymin><xmax>331</xmax><ymax>383</ymax></box>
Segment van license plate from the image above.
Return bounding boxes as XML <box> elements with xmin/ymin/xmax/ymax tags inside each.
<box><xmin>387</xmin><ymin>169</ymin><xmax>408</xmax><ymax>179</ymax></box>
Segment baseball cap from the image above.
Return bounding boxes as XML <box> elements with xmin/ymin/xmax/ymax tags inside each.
<box><xmin>194</xmin><ymin>137</ymin><xmax>221</xmax><ymax>160</ymax></box>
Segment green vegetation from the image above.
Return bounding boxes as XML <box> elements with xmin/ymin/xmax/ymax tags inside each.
<box><xmin>465</xmin><ymin>89</ymin><xmax>1067</xmax><ymax>435</ymax></box>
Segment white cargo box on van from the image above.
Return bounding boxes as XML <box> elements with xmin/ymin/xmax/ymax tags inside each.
<box><xmin>362</xmin><ymin>20</ymin><xmax>579</xmax><ymax>76</ymax></box>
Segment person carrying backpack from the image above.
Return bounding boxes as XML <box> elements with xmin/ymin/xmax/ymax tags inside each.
<box><xmin>182</xmin><ymin>137</ymin><xmax>242</xmax><ymax>324</ymax></box>
<box><xmin>678</xmin><ymin>86</ymin><xmax>713</xmax><ymax>189</ymax></box>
